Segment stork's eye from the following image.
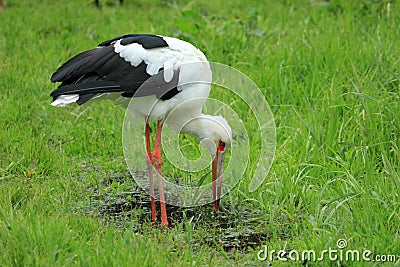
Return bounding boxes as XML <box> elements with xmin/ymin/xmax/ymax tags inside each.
<box><xmin>219</xmin><ymin>141</ymin><xmax>226</xmax><ymax>147</ymax></box>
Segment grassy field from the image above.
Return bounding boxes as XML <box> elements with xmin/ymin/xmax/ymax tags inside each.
<box><xmin>1</xmin><ymin>0</ymin><xmax>399</xmax><ymax>266</ymax></box>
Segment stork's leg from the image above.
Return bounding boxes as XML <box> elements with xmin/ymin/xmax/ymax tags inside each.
<box><xmin>145</xmin><ymin>120</ymin><xmax>157</xmax><ymax>223</ymax></box>
<box><xmin>153</xmin><ymin>120</ymin><xmax>169</xmax><ymax>227</ymax></box>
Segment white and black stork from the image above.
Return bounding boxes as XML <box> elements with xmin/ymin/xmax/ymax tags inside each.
<box><xmin>50</xmin><ymin>34</ymin><xmax>232</xmax><ymax>226</ymax></box>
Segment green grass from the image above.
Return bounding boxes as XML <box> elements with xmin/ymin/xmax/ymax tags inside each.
<box><xmin>1</xmin><ymin>0</ymin><xmax>399</xmax><ymax>266</ymax></box>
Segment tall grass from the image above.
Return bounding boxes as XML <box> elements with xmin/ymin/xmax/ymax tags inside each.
<box><xmin>1</xmin><ymin>0</ymin><xmax>399</xmax><ymax>266</ymax></box>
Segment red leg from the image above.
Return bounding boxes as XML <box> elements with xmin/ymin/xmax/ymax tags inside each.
<box><xmin>145</xmin><ymin>120</ymin><xmax>157</xmax><ymax>223</ymax></box>
<box><xmin>153</xmin><ymin>120</ymin><xmax>169</xmax><ymax>227</ymax></box>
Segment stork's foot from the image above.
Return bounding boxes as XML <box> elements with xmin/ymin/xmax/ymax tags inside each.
<box><xmin>161</xmin><ymin>217</ymin><xmax>169</xmax><ymax>227</ymax></box>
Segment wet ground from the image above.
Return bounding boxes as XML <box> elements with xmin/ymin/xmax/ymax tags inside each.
<box><xmin>81</xmin><ymin>169</ymin><xmax>288</xmax><ymax>253</ymax></box>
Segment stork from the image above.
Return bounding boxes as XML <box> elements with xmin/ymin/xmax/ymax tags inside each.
<box><xmin>50</xmin><ymin>34</ymin><xmax>232</xmax><ymax>227</ymax></box>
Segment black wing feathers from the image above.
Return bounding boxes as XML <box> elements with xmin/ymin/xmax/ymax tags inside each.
<box><xmin>98</xmin><ymin>34</ymin><xmax>168</xmax><ymax>48</ymax></box>
<box><xmin>132</xmin><ymin>68</ymin><xmax>180</xmax><ymax>100</ymax></box>
<box><xmin>50</xmin><ymin>48</ymin><xmax>101</xmax><ymax>83</ymax></box>
<box><xmin>50</xmin><ymin>34</ymin><xmax>180</xmax><ymax>105</ymax></box>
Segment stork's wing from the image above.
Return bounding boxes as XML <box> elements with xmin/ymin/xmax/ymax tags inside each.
<box><xmin>50</xmin><ymin>34</ymin><xmax>180</xmax><ymax>105</ymax></box>
<box><xmin>98</xmin><ymin>33</ymin><xmax>168</xmax><ymax>48</ymax></box>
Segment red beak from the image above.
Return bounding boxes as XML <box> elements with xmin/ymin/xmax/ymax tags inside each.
<box><xmin>212</xmin><ymin>147</ymin><xmax>225</xmax><ymax>212</ymax></box>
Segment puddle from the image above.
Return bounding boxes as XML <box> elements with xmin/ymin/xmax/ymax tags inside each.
<box><xmin>81</xmin><ymin>168</ymin><xmax>289</xmax><ymax>253</ymax></box>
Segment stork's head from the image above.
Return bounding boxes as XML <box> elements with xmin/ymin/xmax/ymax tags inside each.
<box><xmin>180</xmin><ymin>114</ymin><xmax>231</xmax><ymax>154</ymax></box>
<box><xmin>198</xmin><ymin>115</ymin><xmax>231</xmax><ymax>156</ymax></box>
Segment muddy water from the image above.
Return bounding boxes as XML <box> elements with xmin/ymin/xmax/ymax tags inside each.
<box><xmin>82</xmin><ymin>170</ymin><xmax>286</xmax><ymax>253</ymax></box>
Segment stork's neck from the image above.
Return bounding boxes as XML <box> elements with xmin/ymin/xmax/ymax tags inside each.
<box><xmin>165</xmin><ymin>113</ymin><xmax>230</xmax><ymax>156</ymax></box>
<box><xmin>166</xmin><ymin>113</ymin><xmax>212</xmax><ymax>138</ymax></box>
<box><xmin>180</xmin><ymin>114</ymin><xmax>221</xmax><ymax>155</ymax></box>
<box><xmin>180</xmin><ymin>114</ymin><xmax>215</xmax><ymax>139</ymax></box>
